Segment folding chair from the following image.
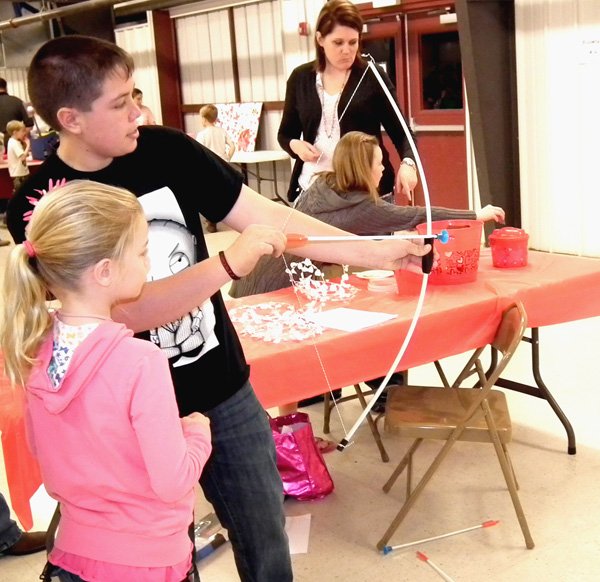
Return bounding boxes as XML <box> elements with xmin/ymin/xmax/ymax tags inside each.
<box><xmin>377</xmin><ymin>302</ymin><xmax>534</xmax><ymax>551</ymax></box>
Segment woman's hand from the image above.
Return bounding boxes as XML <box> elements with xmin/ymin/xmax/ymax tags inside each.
<box><xmin>476</xmin><ymin>205</ymin><xmax>505</xmax><ymax>223</ymax></box>
<box><xmin>395</xmin><ymin>164</ymin><xmax>419</xmax><ymax>202</ymax></box>
<box><xmin>290</xmin><ymin>139</ymin><xmax>321</xmax><ymax>163</ymax></box>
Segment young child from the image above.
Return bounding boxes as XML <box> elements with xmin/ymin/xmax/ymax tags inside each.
<box><xmin>0</xmin><ymin>180</ymin><xmax>212</xmax><ymax>582</ymax></box>
<box><xmin>196</xmin><ymin>104</ymin><xmax>236</xmax><ymax>162</ymax></box>
<box><xmin>6</xmin><ymin>119</ymin><xmax>30</xmax><ymax>194</ymax></box>
<box><xmin>196</xmin><ymin>104</ymin><xmax>237</xmax><ymax>233</ymax></box>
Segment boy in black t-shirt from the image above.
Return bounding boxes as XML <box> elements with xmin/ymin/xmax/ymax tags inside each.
<box><xmin>7</xmin><ymin>35</ymin><xmax>429</xmax><ymax>582</ymax></box>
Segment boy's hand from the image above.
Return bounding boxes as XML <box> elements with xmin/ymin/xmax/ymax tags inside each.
<box><xmin>223</xmin><ymin>224</ymin><xmax>287</xmax><ymax>278</ymax></box>
<box><xmin>375</xmin><ymin>238</ymin><xmax>438</xmax><ymax>274</ymax></box>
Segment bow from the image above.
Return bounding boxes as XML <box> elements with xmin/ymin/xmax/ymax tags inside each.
<box><xmin>337</xmin><ymin>55</ymin><xmax>433</xmax><ymax>450</ymax></box>
<box><xmin>280</xmin><ymin>54</ymin><xmax>434</xmax><ymax>449</ymax></box>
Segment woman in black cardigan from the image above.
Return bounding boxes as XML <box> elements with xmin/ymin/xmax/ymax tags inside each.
<box><xmin>278</xmin><ymin>0</ymin><xmax>418</xmax><ymax>203</ymax></box>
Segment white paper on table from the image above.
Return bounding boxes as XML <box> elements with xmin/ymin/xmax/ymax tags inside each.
<box><xmin>305</xmin><ymin>307</ymin><xmax>397</xmax><ymax>332</ymax></box>
<box><xmin>285</xmin><ymin>514</ymin><xmax>311</xmax><ymax>554</ymax></box>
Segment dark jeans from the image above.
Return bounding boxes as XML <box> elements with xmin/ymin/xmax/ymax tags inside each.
<box><xmin>0</xmin><ymin>493</ymin><xmax>21</xmax><ymax>553</ymax></box>
<box><xmin>201</xmin><ymin>381</ymin><xmax>292</xmax><ymax>582</ymax></box>
<box><xmin>47</xmin><ymin>566</ymin><xmax>196</xmax><ymax>582</ymax></box>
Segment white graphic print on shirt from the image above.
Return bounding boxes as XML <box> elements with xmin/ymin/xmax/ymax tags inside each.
<box><xmin>139</xmin><ymin>188</ymin><xmax>218</xmax><ymax>367</ymax></box>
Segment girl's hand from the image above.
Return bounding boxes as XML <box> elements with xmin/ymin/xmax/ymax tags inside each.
<box><xmin>290</xmin><ymin>139</ymin><xmax>321</xmax><ymax>163</ymax></box>
<box><xmin>181</xmin><ymin>412</ymin><xmax>210</xmax><ymax>429</ymax></box>
<box><xmin>476</xmin><ymin>205</ymin><xmax>505</xmax><ymax>223</ymax></box>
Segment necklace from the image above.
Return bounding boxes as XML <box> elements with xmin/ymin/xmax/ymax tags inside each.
<box><xmin>57</xmin><ymin>312</ymin><xmax>111</xmax><ymax>322</ymax></box>
<box><xmin>320</xmin><ymin>70</ymin><xmax>350</xmax><ymax>139</ymax></box>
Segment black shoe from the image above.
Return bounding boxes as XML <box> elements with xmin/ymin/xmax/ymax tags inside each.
<box><xmin>365</xmin><ymin>373</ymin><xmax>404</xmax><ymax>414</ymax></box>
<box><xmin>364</xmin><ymin>372</ymin><xmax>404</xmax><ymax>391</ymax></box>
<box><xmin>299</xmin><ymin>389</ymin><xmax>342</xmax><ymax>407</ymax></box>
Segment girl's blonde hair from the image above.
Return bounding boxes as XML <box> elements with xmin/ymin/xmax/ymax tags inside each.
<box><xmin>321</xmin><ymin>131</ymin><xmax>381</xmax><ymax>200</ymax></box>
<box><xmin>0</xmin><ymin>180</ymin><xmax>144</xmax><ymax>386</ymax></box>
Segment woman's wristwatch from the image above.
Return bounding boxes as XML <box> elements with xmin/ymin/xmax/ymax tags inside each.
<box><xmin>401</xmin><ymin>157</ymin><xmax>417</xmax><ymax>171</ymax></box>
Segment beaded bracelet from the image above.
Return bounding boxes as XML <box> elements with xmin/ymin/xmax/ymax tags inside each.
<box><xmin>219</xmin><ymin>250</ymin><xmax>241</xmax><ymax>280</ymax></box>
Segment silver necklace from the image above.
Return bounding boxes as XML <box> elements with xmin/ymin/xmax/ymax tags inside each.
<box><xmin>320</xmin><ymin>70</ymin><xmax>350</xmax><ymax>139</ymax></box>
<box><xmin>57</xmin><ymin>312</ymin><xmax>111</xmax><ymax>322</ymax></box>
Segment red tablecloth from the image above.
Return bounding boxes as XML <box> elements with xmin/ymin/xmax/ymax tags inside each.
<box><xmin>477</xmin><ymin>248</ymin><xmax>600</xmax><ymax>327</ymax></box>
<box><xmin>0</xmin><ymin>354</ymin><xmax>42</xmax><ymax>531</ymax></box>
<box><xmin>229</xmin><ymin>249</ymin><xmax>600</xmax><ymax>409</ymax></box>
<box><xmin>3</xmin><ymin>249</ymin><xmax>600</xmax><ymax>528</ymax></box>
<box><xmin>229</xmin><ymin>278</ymin><xmax>500</xmax><ymax>409</ymax></box>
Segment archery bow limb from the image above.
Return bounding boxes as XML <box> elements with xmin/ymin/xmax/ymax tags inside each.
<box><xmin>337</xmin><ymin>55</ymin><xmax>434</xmax><ymax>450</ymax></box>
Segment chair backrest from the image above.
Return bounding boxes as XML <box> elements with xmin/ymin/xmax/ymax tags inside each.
<box><xmin>493</xmin><ymin>302</ymin><xmax>527</xmax><ymax>355</ymax></box>
<box><xmin>486</xmin><ymin>302</ymin><xmax>527</xmax><ymax>387</ymax></box>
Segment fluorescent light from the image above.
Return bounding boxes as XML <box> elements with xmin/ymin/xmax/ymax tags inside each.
<box><xmin>440</xmin><ymin>13</ymin><xmax>458</xmax><ymax>24</ymax></box>
<box><xmin>371</xmin><ymin>0</ymin><xmax>397</xmax><ymax>8</ymax></box>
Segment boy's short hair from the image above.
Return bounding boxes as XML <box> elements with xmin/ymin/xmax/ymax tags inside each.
<box><xmin>200</xmin><ymin>104</ymin><xmax>219</xmax><ymax>124</ymax></box>
<box><xmin>27</xmin><ymin>35</ymin><xmax>135</xmax><ymax>132</ymax></box>
<box><xmin>6</xmin><ymin>120</ymin><xmax>25</xmax><ymax>135</ymax></box>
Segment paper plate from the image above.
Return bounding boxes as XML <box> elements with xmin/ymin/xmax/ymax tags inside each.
<box><xmin>355</xmin><ymin>270</ymin><xmax>395</xmax><ymax>280</ymax></box>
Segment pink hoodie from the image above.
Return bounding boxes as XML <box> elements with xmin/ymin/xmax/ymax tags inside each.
<box><xmin>25</xmin><ymin>321</ymin><xmax>212</xmax><ymax>567</ymax></box>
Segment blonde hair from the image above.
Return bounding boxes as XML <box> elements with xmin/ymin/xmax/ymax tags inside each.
<box><xmin>0</xmin><ymin>180</ymin><xmax>144</xmax><ymax>386</ymax></box>
<box><xmin>321</xmin><ymin>131</ymin><xmax>380</xmax><ymax>200</ymax></box>
<box><xmin>6</xmin><ymin>120</ymin><xmax>25</xmax><ymax>135</ymax></box>
<box><xmin>200</xmin><ymin>104</ymin><xmax>218</xmax><ymax>124</ymax></box>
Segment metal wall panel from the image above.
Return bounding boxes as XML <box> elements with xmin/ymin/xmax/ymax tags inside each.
<box><xmin>516</xmin><ymin>0</ymin><xmax>600</xmax><ymax>256</ymax></box>
<box><xmin>176</xmin><ymin>10</ymin><xmax>236</xmax><ymax>106</ymax></box>
<box><xmin>0</xmin><ymin>68</ymin><xmax>29</xmax><ymax>103</ymax></box>
<box><xmin>115</xmin><ymin>21</ymin><xmax>162</xmax><ymax>125</ymax></box>
<box><xmin>177</xmin><ymin>0</ymin><xmax>285</xmax><ymax>144</ymax></box>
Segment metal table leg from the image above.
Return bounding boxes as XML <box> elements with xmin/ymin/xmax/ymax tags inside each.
<box><xmin>490</xmin><ymin>327</ymin><xmax>576</xmax><ymax>455</ymax></box>
<box><xmin>271</xmin><ymin>159</ymin><xmax>290</xmax><ymax>206</ymax></box>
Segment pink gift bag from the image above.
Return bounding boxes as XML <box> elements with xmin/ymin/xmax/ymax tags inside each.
<box><xmin>270</xmin><ymin>412</ymin><xmax>334</xmax><ymax>501</ymax></box>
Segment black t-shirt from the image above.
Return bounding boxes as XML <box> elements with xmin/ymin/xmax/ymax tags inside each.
<box><xmin>7</xmin><ymin>125</ymin><xmax>249</xmax><ymax>415</ymax></box>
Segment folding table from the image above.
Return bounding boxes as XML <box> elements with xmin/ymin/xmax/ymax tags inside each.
<box><xmin>230</xmin><ymin>149</ymin><xmax>290</xmax><ymax>206</ymax></box>
<box><xmin>228</xmin><ymin>249</ymin><xmax>600</xmax><ymax>455</ymax></box>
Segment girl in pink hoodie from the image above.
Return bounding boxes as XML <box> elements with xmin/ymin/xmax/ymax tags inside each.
<box><xmin>0</xmin><ymin>180</ymin><xmax>212</xmax><ymax>582</ymax></box>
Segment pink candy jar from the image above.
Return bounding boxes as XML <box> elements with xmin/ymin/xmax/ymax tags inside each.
<box><xmin>489</xmin><ymin>227</ymin><xmax>529</xmax><ymax>268</ymax></box>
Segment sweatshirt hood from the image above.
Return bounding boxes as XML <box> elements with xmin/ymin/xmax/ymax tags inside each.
<box><xmin>27</xmin><ymin>321</ymin><xmax>133</xmax><ymax>414</ymax></box>
<box><xmin>297</xmin><ymin>178</ymin><xmax>366</xmax><ymax>215</ymax></box>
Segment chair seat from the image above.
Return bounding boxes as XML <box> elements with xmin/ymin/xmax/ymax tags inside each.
<box><xmin>384</xmin><ymin>386</ymin><xmax>512</xmax><ymax>443</ymax></box>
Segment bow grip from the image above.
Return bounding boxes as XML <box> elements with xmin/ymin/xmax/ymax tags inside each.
<box><xmin>422</xmin><ymin>236</ymin><xmax>435</xmax><ymax>274</ymax></box>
